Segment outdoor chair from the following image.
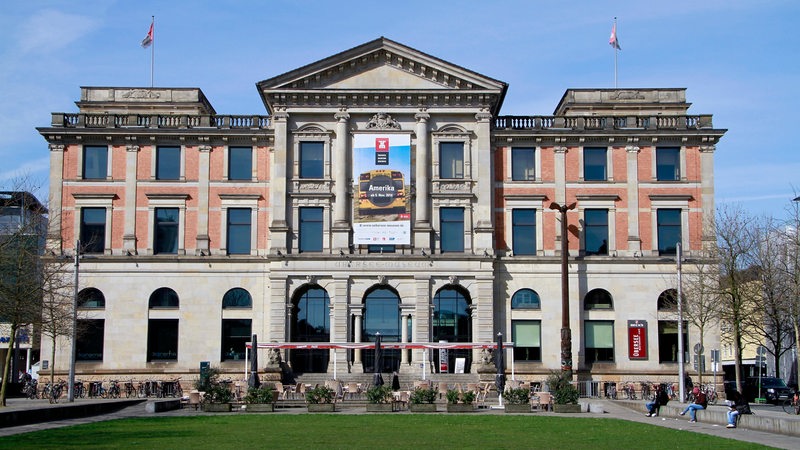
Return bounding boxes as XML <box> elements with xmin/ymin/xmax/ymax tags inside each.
<box><xmin>537</xmin><ymin>392</ymin><xmax>552</xmax><ymax>411</ymax></box>
<box><xmin>186</xmin><ymin>390</ymin><xmax>201</xmax><ymax>410</ymax></box>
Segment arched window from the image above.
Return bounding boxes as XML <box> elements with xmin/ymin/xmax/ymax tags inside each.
<box><xmin>149</xmin><ymin>287</ymin><xmax>179</xmax><ymax>309</ymax></box>
<box><xmin>363</xmin><ymin>287</ymin><xmax>401</xmax><ymax>373</ymax></box>
<box><xmin>433</xmin><ymin>286</ymin><xmax>472</xmax><ymax>373</ymax></box>
<box><xmin>511</xmin><ymin>289</ymin><xmax>540</xmax><ymax>309</ymax></box>
<box><xmin>657</xmin><ymin>289</ymin><xmax>678</xmax><ymax>310</ymax></box>
<box><xmin>584</xmin><ymin>288</ymin><xmax>613</xmax><ymax>310</ymax></box>
<box><xmin>290</xmin><ymin>285</ymin><xmax>330</xmax><ymax>373</ymax></box>
<box><xmin>77</xmin><ymin>287</ymin><xmax>105</xmax><ymax>309</ymax></box>
<box><xmin>222</xmin><ymin>288</ymin><xmax>252</xmax><ymax>308</ymax></box>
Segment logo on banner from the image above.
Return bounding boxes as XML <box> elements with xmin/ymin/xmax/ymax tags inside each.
<box><xmin>375</xmin><ymin>137</ymin><xmax>389</xmax><ymax>165</ymax></box>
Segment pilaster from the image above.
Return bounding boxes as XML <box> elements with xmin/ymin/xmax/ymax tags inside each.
<box><xmin>625</xmin><ymin>144</ymin><xmax>642</xmax><ymax>253</ymax></box>
<box><xmin>269</xmin><ymin>110</ymin><xmax>290</xmax><ymax>252</ymax></box>
<box><xmin>47</xmin><ymin>144</ymin><xmax>65</xmax><ymax>253</ymax></box>
<box><xmin>699</xmin><ymin>145</ymin><xmax>716</xmax><ymax>250</ymax></box>
<box><xmin>122</xmin><ymin>144</ymin><xmax>140</xmax><ymax>254</ymax></box>
<box><xmin>473</xmin><ymin>111</ymin><xmax>494</xmax><ymax>252</ymax></box>
<box><xmin>196</xmin><ymin>144</ymin><xmax>212</xmax><ymax>255</ymax></box>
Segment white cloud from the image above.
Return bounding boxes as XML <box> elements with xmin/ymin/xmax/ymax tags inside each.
<box><xmin>18</xmin><ymin>10</ymin><xmax>97</xmax><ymax>54</ymax></box>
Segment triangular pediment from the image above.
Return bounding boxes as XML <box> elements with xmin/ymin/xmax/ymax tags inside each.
<box><xmin>257</xmin><ymin>37</ymin><xmax>507</xmax><ymax>114</ymax></box>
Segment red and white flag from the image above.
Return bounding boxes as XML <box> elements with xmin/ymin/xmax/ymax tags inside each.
<box><xmin>141</xmin><ymin>21</ymin><xmax>154</xmax><ymax>48</ymax></box>
<box><xmin>609</xmin><ymin>22</ymin><xmax>621</xmax><ymax>50</ymax></box>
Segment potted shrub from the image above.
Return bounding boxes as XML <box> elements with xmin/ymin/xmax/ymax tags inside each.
<box><xmin>244</xmin><ymin>385</ymin><xmax>277</xmax><ymax>412</ymax></box>
<box><xmin>305</xmin><ymin>385</ymin><xmax>336</xmax><ymax>412</ymax></box>
<box><xmin>197</xmin><ymin>367</ymin><xmax>234</xmax><ymax>412</ymax></box>
<box><xmin>446</xmin><ymin>389</ymin><xmax>476</xmax><ymax>412</ymax></box>
<box><xmin>201</xmin><ymin>383</ymin><xmax>234</xmax><ymax>412</ymax></box>
<box><xmin>365</xmin><ymin>385</ymin><xmax>395</xmax><ymax>412</ymax></box>
<box><xmin>546</xmin><ymin>372</ymin><xmax>580</xmax><ymax>413</ymax></box>
<box><xmin>408</xmin><ymin>386</ymin><xmax>438</xmax><ymax>412</ymax></box>
<box><xmin>503</xmin><ymin>387</ymin><xmax>532</xmax><ymax>413</ymax></box>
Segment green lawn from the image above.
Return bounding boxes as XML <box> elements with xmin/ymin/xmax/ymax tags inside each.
<box><xmin>0</xmin><ymin>414</ymin><xmax>771</xmax><ymax>449</ymax></box>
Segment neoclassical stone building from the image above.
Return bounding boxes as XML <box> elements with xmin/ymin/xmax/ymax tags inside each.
<box><xmin>37</xmin><ymin>38</ymin><xmax>725</xmax><ymax>385</ymax></box>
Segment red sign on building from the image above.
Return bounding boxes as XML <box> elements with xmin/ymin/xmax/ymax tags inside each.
<box><xmin>627</xmin><ymin>320</ymin><xmax>648</xmax><ymax>360</ymax></box>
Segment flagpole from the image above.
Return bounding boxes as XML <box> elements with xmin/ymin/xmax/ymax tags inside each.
<box><xmin>614</xmin><ymin>17</ymin><xmax>618</xmax><ymax>88</ymax></box>
<box><xmin>150</xmin><ymin>16</ymin><xmax>155</xmax><ymax>88</ymax></box>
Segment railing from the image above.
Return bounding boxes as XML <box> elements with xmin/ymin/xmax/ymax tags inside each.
<box><xmin>53</xmin><ymin>113</ymin><xmax>270</xmax><ymax>129</ymax></box>
<box><xmin>494</xmin><ymin>114</ymin><xmax>711</xmax><ymax>131</ymax></box>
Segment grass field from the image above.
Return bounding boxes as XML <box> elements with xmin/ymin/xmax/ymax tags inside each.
<box><xmin>0</xmin><ymin>414</ymin><xmax>771</xmax><ymax>449</ymax></box>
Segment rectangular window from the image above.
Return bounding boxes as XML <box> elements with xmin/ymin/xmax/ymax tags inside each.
<box><xmin>156</xmin><ymin>146</ymin><xmax>180</xmax><ymax>180</ymax></box>
<box><xmin>656</xmin><ymin>147</ymin><xmax>680</xmax><ymax>181</ymax></box>
<box><xmin>585</xmin><ymin>320</ymin><xmax>614</xmax><ymax>363</ymax></box>
<box><xmin>584</xmin><ymin>209</ymin><xmax>609</xmax><ymax>256</ymax></box>
<box><xmin>658</xmin><ymin>320</ymin><xmax>689</xmax><ymax>363</ymax></box>
<box><xmin>154</xmin><ymin>207</ymin><xmax>179</xmax><ymax>254</ymax></box>
<box><xmin>299</xmin><ymin>142</ymin><xmax>324</xmax><ymax>179</ymax></box>
<box><xmin>83</xmin><ymin>146</ymin><xmax>108</xmax><ymax>179</ymax></box>
<box><xmin>75</xmin><ymin>319</ymin><xmax>104</xmax><ymax>361</ymax></box>
<box><xmin>147</xmin><ymin>319</ymin><xmax>178</xmax><ymax>361</ymax></box>
<box><xmin>657</xmin><ymin>209</ymin><xmax>681</xmax><ymax>256</ymax></box>
<box><xmin>512</xmin><ymin>320</ymin><xmax>541</xmax><ymax>361</ymax></box>
<box><xmin>439</xmin><ymin>142</ymin><xmax>464</xmax><ymax>179</ymax></box>
<box><xmin>511</xmin><ymin>147</ymin><xmax>535</xmax><ymax>181</ymax></box>
<box><xmin>80</xmin><ymin>207</ymin><xmax>106</xmax><ymax>254</ymax></box>
<box><xmin>299</xmin><ymin>207</ymin><xmax>323</xmax><ymax>253</ymax></box>
<box><xmin>228</xmin><ymin>146</ymin><xmax>252</xmax><ymax>181</ymax></box>
<box><xmin>440</xmin><ymin>207</ymin><xmax>465</xmax><ymax>253</ymax></box>
<box><xmin>583</xmin><ymin>147</ymin><xmax>607</xmax><ymax>181</ymax></box>
<box><xmin>222</xmin><ymin>319</ymin><xmax>252</xmax><ymax>361</ymax></box>
<box><xmin>227</xmin><ymin>208</ymin><xmax>251</xmax><ymax>255</ymax></box>
<box><xmin>511</xmin><ymin>209</ymin><xmax>536</xmax><ymax>255</ymax></box>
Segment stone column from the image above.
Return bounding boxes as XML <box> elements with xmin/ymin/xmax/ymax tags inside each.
<box><xmin>699</xmin><ymin>145</ymin><xmax>716</xmax><ymax>251</ymax></box>
<box><xmin>332</xmin><ymin>111</ymin><xmax>350</xmax><ymax>251</ymax></box>
<box><xmin>353</xmin><ymin>311</ymin><xmax>363</xmax><ymax>366</ymax></box>
<box><xmin>47</xmin><ymin>144</ymin><xmax>65</xmax><ymax>253</ymax></box>
<box><xmin>400</xmin><ymin>314</ymin><xmax>409</xmax><ymax>365</ymax></box>
<box><xmin>196</xmin><ymin>144</ymin><xmax>212</xmax><ymax>255</ymax></box>
<box><xmin>268</xmin><ymin>275</ymin><xmax>288</xmax><ymax>359</ymax></box>
<box><xmin>626</xmin><ymin>145</ymin><xmax>641</xmax><ymax>253</ymax></box>
<box><xmin>269</xmin><ymin>110</ymin><xmax>290</xmax><ymax>252</ymax></box>
<box><xmin>122</xmin><ymin>145</ymin><xmax>139</xmax><ymax>254</ymax></box>
<box><xmin>414</xmin><ymin>111</ymin><xmax>432</xmax><ymax>250</ymax></box>
<box><xmin>474</xmin><ymin>111</ymin><xmax>494</xmax><ymax>252</ymax></box>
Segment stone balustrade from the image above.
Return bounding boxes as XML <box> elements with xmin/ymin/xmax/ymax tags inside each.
<box><xmin>52</xmin><ymin>113</ymin><xmax>270</xmax><ymax>129</ymax></box>
<box><xmin>494</xmin><ymin>114</ymin><xmax>713</xmax><ymax>130</ymax></box>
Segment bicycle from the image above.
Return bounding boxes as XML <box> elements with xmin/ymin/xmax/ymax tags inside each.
<box><xmin>22</xmin><ymin>379</ymin><xmax>38</xmax><ymax>399</ymax></box>
<box><xmin>640</xmin><ymin>382</ymin><xmax>652</xmax><ymax>401</ymax></box>
<box><xmin>782</xmin><ymin>392</ymin><xmax>800</xmax><ymax>415</ymax></box>
<box><xmin>108</xmin><ymin>380</ymin><xmax>121</xmax><ymax>398</ymax></box>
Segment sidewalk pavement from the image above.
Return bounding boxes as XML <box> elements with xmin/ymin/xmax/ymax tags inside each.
<box><xmin>0</xmin><ymin>397</ymin><xmax>798</xmax><ymax>449</ymax></box>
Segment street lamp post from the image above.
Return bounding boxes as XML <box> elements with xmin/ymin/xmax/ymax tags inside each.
<box><xmin>550</xmin><ymin>201</ymin><xmax>576</xmax><ymax>378</ymax></box>
<box><xmin>676</xmin><ymin>242</ymin><xmax>686</xmax><ymax>404</ymax></box>
<box><xmin>67</xmin><ymin>240</ymin><xmax>80</xmax><ymax>402</ymax></box>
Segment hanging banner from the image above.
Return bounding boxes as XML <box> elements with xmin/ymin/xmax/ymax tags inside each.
<box><xmin>352</xmin><ymin>133</ymin><xmax>411</xmax><ymax>245</ymax></box>
<box><xmin>627</xmin><ymin>320</ymin><xmax>648</xmax><ymax>360</ymax></box>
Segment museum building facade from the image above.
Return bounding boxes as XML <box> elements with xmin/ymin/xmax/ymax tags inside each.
<box><xmin>37</xmin><ymin>38</ymin><xmax>725</xmax><ymax>383</ymax></box>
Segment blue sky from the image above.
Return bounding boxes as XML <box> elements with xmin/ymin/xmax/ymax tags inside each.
<box><xmin>2</xmin><ymin>1</ymin><xmax>798</xmax><ymax>217</ymax></box>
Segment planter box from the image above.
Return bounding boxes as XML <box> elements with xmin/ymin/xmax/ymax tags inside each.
<box><xmin>504</xmin><ymin>404</ymin><xmax>532</xmax><ymax>413</ymax></box>
<box><xmin>409</xmin><ymin>403</ymin><xmax>437</xmax><ymax>413</ymax></box>
<box><xmin>245</xmin><ymin>404</ymin><xmax>275</xmax><ymax>413</ymax></box>
<box><xmin>307</xmin><ymin>403</ymin><xmax>336</xmax><ymax>412</ymax></box>
<box><xmin>202</xmin><ymin>403</ymin><xmax>232</xmax><ymax>413</ymax></box>
<box><xmin>366</xmin><ymin>403</ymin><xmax>395</xmax><ymax>413</ymax></box>
<box><xmin>446</xmin><ymin>403</ymin><xmax>476</xmax><ymax>413</ymax></box>
<box><xmin>553</xmin><ymin>404</ymin><xmax>581</xmax><ymax>413</ymax></box>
